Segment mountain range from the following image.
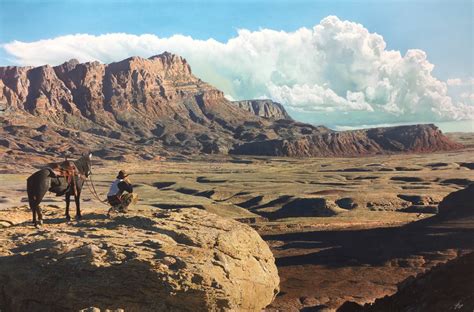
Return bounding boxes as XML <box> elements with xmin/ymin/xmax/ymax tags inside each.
<box><xmin>0</xmin><ymin>52</ymin><xmax>462</xmax><ymax>162</ymax></box>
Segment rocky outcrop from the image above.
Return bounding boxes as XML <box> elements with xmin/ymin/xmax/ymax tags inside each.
<box><xmin>232</xmin><ymin>99</ymin><xmax>292</xmax><ymax>120</ymax></box>
<box><xmin>338</xmin><ymin>252</ymin><xmax>474</xmax><ymax>312</ymax></box>
<box><xmin>0</xmin><ymin>52</ymin><xmax>263</xmax><ymax>156</ymax></box>
<box><xmin>1</xmin><ymin>52</ymin><xmax>251</xmax><ymax>129</ymax></box>
<box><xmin>0</xmin><ymin>53</ymin><xmax>463</xmax><ymax>162</ymax></box>
<box><xmin>0</xmin><ymin>208</ymin><xmax>279</xmax><ymax>311</ymax></box>
<box><xmin>438</xmin><ymin>184</ymin><xmax>474</xmax><ymax>218</ymax></box>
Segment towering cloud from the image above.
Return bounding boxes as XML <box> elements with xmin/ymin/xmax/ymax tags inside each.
<box><xmin>3</xmin><ymin>16</ymin><xmax>473</xmax><ymax>127</ymax></box>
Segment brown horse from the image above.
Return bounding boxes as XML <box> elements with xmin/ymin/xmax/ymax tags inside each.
<box><xmin>26</xmin><ymin>153</ymin><xmax>92</xmax><ymax>226</ymax></box>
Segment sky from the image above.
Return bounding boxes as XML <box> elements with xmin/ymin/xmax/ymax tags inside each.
<box><xmin>0</xmin><ymin>0</ymin><xmax>473</xmax><ymax>131</ymax></box>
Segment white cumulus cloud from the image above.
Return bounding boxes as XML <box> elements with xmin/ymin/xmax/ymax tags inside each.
<box><xmin>2</xmin><ymin>16</ymin><xmax>473</xmax><ymax>127</ymax></box>
<box><xmin>446</xmin><ymin>77</ymin><xmax>474</xmax><ymax>109</ymax></box>
<box><xmin>447</xmin><ymin>78</ymin><xmax>463</xmax><ymax>86</ymax></box>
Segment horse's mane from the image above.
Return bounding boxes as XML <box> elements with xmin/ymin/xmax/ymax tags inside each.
<box><xmin>74</xmin><ymin>154</ymin><xmax>91</xmax><ymax>175</ymax></box>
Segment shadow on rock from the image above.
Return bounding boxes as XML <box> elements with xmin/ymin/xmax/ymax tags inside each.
<box><xmin>265</xmin><ymin>217</ymin><xmax>473</xmax><ymax>268</ymax></box>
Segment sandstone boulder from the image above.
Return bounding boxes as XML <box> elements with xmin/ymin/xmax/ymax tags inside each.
<box><xmin>0</xmin><ymin>208</ymin><xmax>279</xmax><ymax>311</ymax></box>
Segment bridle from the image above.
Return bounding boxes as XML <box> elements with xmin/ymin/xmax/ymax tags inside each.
<box><xmin>84</xmin><ymin>164</ymin><xmax>109</xmax><ymax>206</ymax></box>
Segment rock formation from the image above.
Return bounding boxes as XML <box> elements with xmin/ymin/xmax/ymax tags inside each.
<box><xmin>231</xmin><ymin>124</ymin><xmax>462</xmax><ymax>157</ymax></box>
<box><xmin>337</xmin><ymin>252</ymin><xmax>474</xmax><ymax>312</ymax></box>
<box><xmin>0</xmin><ymin>208</ymin><xmax>279</xmax><ymax>311</ymax></box>
<box><xmin>232</xmin><ymin>99</ymin><xmax>292</xmax><ymax>120</ymax></box>
<box><xmin>0</xmin><ymin>52</ymin><xmax>463</xmax><ymax>162</ymax></box>
<box><xmin>438</xmin><ymin>183</ymin><xmax>474</xmax><ymax>218</ymax></box>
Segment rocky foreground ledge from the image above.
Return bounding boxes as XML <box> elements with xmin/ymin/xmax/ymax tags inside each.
<box><xmin>0</xmin><ymin>208</ymin><xmax>279</xmax><ymax>311</ymax></box>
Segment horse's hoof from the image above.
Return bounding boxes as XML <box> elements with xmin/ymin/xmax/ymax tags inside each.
<box><xmin>76</xmin><ymin>215</ymin><xmax>82</xmax><ymax>221</ymax></box>
<box><xmin>65</xmin><ymin>216</ymin><xmax>71</xmax><ymax>222</ymax></box>
<box><xmin>38</xmin><ymin>220</ymin><xmax>43</xmax><ymax>226</ymax></box>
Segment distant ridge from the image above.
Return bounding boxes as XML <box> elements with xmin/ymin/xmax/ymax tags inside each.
<box><xmin>232</xmin><ymin>99</ymin><xmax>292</xmax><ymax>120</ymax></box>
<box><xmin>0</xmin><ymin>52</ymin><xmax>463</xmax><ymax>162</ymax></box>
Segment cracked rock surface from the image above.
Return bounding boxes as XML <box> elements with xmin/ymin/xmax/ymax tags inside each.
<box><xmin>0</xmin><ymin>207</ymin><xmax>279</xmax><ymax>311</ymax></box>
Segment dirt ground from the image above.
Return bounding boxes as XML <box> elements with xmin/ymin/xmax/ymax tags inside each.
<box><xmin>1</xmin><ymin>136</ymin><xmax>473</xmax><ymax>311</ymax></box>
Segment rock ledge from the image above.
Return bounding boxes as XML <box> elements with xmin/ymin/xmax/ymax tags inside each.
<box><xmin>0</xmin><ymin>208</ymin><xmax>279</xmax><ymax>311</ymax></box>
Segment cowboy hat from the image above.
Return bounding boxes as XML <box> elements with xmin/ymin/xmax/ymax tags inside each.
<box><xmin>117</xmin><ymin>170</ymin><xmax>129</xmax><ymax>179</ymax></box>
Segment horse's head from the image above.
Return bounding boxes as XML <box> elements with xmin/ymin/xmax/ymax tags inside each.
<box><xmin>78</xmin><ymin>152</ymin><xmax>93</xmax><ymax>177</ymax></box>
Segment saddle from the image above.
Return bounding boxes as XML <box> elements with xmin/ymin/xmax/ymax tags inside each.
<box><xmin>46</xmin><ymin>160</ymin><xmax>81</xmax><ymax>196</ymax></box>
<box><xmin>47</xmin><ymin>160</ymin><xmax>78</xmax><ymax>178</ymax></box>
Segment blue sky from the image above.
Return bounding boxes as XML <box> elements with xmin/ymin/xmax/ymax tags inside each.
<box><xmin>1</xmin><ymin>0</ymin><xmax>472</xmax><ymax>79</ymax></box>
<box><xmin>0</xmin><ymin>0</ymin><xmax>473</xmax><ymax>130</ymax></box>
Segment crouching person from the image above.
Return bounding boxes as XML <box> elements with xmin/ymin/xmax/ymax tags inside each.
<box><xmin>107</xmin><ymin>170</ymin><xmax>138</xmax><ymax>215</ymax></box>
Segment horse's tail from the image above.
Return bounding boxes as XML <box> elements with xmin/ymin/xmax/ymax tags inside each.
<box><xmin>26</xmin><ymin>169</ymin><xmax>51</xmax><ymax>210</ymax></box>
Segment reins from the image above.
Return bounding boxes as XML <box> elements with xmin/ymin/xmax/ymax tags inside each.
<box><xmin>85</xmin><ymin>173</ymin><xmax>110</xmax><ymax>206</ymax></box>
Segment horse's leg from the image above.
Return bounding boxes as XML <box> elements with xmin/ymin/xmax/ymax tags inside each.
<box><xmin>27</xmin><ymin>170</ymin><xmax>49</xmax><ymax>226</ymax></box>
<box><xmin>31</xmin><ymin>205</ymin><xmax>37</xmax><ymax>226</ymax></box>
<box><xmin>65</xmin><ymin>192</ymin><xmax>71</xmax><ymax>221</ymax></box>
<box><xmin>29</xmin><ymin>197</ymin><xmax>37</xmax><ymax>226</ymax></box>
<box><xmin>75</xmin><ymin>179</ymin><xmax>83</xmax><ymax>220</ymax></box>
<box><xmin>35</xmin><ymin>182</ymin><xmax>49</xmax><ymax>226</ymax></box>
<box><xmin>27</xmin><ymin>176</ymin><xmax>38</xmax><ymax>226</ymax></box>
<box><xmin>37</xmin><ymin>206</ymin><xmax>43</xmax><ymax>225</ymax></box>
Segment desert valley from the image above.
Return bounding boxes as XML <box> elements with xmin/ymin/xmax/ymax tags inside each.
<box><xmin>0</xmin><ymin>53</ymin><xmax>473</xmax><ymax>311</ymax></box>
